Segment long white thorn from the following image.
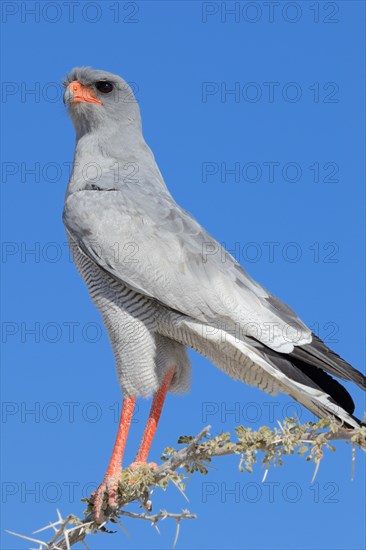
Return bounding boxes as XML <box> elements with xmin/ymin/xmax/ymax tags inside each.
<box><xmin>33</xmin><ymin>520</ymin><xmax>62</xmax><ymax>534</ymax></box>
<box><xmin>5</xmin><ymin>530</ymin><xmax>49</xmax><ymax>547</ymax></box>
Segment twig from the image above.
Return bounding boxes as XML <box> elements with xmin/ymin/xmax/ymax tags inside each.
<box><xmin>6</xmin><ymin>418</ymin><xmax>365</xmax><ymax>550</ymax></box>
<box><xmin>118</xmin><ymin>509</ymin><xmax>196</xmax><ymax>523</ymax></box>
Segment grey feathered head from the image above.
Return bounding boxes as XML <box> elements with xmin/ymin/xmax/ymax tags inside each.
<box><xmin>63</xmin><ymin>67</ymin><xmax>140</xmax><ymax>138</ymax></box>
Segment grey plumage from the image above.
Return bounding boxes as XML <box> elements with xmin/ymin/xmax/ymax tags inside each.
<box><xmin>63</xmin><ymin>67</ymin><xmax>365</xmax><ymax>429</ymax></box>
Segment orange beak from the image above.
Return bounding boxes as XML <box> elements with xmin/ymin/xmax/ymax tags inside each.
<box><xmin>65</xmin><ymin>81</ymin><xmax>102</xmax><ymax>105</ymax></box>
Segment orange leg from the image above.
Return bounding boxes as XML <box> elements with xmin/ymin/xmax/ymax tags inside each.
<box><xmin>90</xmin><ymin>396</ymin><xmax>135</xmax><ymax>521</ymax></box>
<box><xmin>132</xmin><ymin>368</ymin><xmax>175</xmax><ymax>466</ymax></box>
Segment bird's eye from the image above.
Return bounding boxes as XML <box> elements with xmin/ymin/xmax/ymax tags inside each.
<box><xmin>95</xmin><ymin>81</ymin><xmax>114</xmax><ymax>94</ymax></box>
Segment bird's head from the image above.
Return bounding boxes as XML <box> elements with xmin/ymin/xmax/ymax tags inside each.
<box><xmin>63</xmin><ymin>67</ymin><xmax>140</xmax><ymax>138</ymax></box>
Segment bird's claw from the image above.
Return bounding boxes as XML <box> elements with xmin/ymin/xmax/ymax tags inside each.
<box><xmin>127</xmin><ymin>461</ymin><xmax>158</xmax><ymax>486</ymax></box>
<box><xmin>89</xmin><ymin>476</ymin><xmax>120</xmax><ymax>523</ymax></box>
<box><xmin>129</xmin><ymin>461</ymin><xmax>158</xmax><ymax>471</ymax></box>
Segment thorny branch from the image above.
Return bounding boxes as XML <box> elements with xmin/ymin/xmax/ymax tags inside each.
<box><xmin>6</xmin><ymin>418</ymin><xmax>366</xmax><ymax>550</ymax></box>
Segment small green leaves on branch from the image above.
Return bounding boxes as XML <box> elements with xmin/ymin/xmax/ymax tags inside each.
<box><xmin>7</xmin><ymin>418</ymin><xmax>366</xmax><ymax>550</ymax></box>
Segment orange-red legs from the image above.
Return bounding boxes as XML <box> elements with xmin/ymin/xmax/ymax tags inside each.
<box><xmin>90</xmin><ymin>396</ymin><xmax>135</xmax><ymax>522</ymax></box>
<box><xmin>90</xmin><ymin>368</ymin><xmax>175</xmax><ymax>522</ymax></box>
<box><xmin>131</xmin><ymin>367</ymin><xmax>175</xmax><ymax>467</ymax></box>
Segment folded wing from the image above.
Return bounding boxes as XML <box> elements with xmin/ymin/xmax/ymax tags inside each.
<box><xmin>63</xmin><ymin>187</ymin><xmax>365</xmax><ymax>394</ymax></box>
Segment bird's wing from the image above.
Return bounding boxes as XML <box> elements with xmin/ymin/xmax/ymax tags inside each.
<box><xmin>63</xmin><ymin>185</ymin><xmax>311</xmax><ymax>353</ymax></box>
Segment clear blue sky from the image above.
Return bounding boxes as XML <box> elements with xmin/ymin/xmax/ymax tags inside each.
<box><xmin>1</xmin><ymin>1</ymin><xmax>365</xmax><ymax>549</ymax></box>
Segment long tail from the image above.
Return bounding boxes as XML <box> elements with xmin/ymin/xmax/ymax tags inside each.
<box><xmin>244</xmin><ymin>343</ymin><xmax>363</xmax><ymax>430</ymax></box>
<box><xmin>290</xmin><ymin>333</ymin><xmax>366</xmax><ymax>391</ymax></box>
<box><xmin>160</xmin><ymin>312</ymin><xmax>365</xmax><ymax>433</ymax></box>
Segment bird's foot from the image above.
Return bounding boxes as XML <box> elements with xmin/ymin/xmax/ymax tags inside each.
<box><xmin>129</xmin><ymin>461</ymin><xmax>158</xmax><ymax>471</ymax></box>
<box><xmin>127</xmin><ymin>461</ymin><xmax>158</xmax><ymax>486</ymax></box>
<box><xmin>89</xmin><ymin>475</ymin><xmax>120</xmax><ymax>523</ymax></box>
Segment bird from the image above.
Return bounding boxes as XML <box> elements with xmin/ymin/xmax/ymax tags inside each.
<box><xmin>62</xmin><ymin>67</ymin><xmax>365</xmax><ymax>521</ymax></box>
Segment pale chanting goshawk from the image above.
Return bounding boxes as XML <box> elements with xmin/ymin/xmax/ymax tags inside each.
<box><xmin>62</xmin><ymin>67</ymin><xmax>365</xmax><ymax>521</ymax></box>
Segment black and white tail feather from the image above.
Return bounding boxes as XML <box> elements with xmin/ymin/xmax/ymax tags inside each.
<box><xmin>243</xmin><ymin>332</ymin><xmax>365</xmax><ymax>430</ymax></box>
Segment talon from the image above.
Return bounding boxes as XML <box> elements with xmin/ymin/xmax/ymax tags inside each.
<box><xmin>90</xmin><ymin>476</ymin><xmax>119</xmax><ymax>523</ymax></box>
<box><xmin>129</xmin><ymin>461</ymin><xmax>158</xmax><ymax>471</ymax></box>
<box><xmin>127</xmin><ymin>461</ymin><xmax>157</xmax><ymax>485</ymax></box>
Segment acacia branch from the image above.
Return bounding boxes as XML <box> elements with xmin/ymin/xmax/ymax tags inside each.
<box><xmin>6</xmin><ymin>418</ymin><xmax>366</xmax><ymax>550</ymax></box>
